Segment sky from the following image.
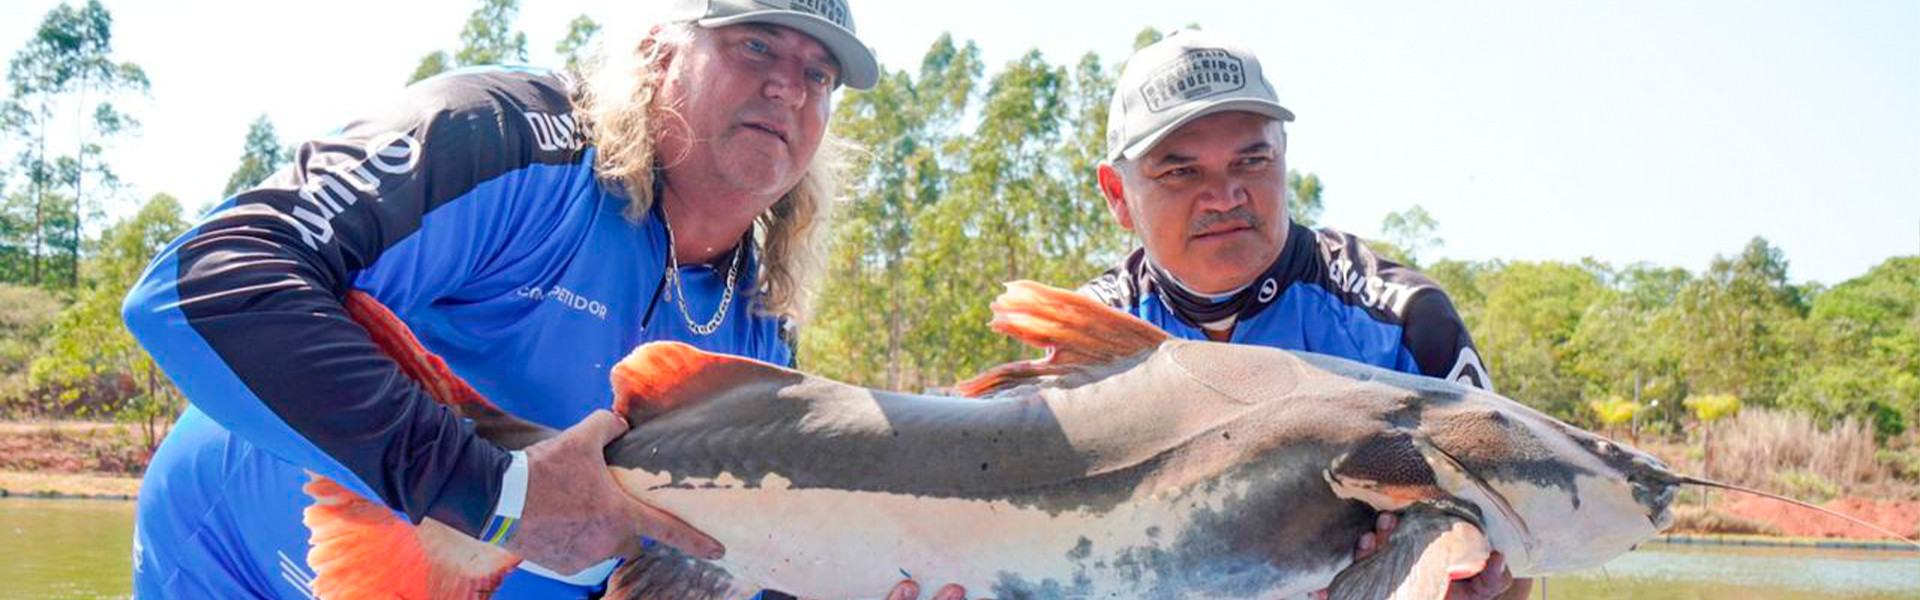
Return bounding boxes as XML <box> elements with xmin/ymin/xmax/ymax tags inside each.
<box><xmin>2</xmin><ymin>0</ymin><xmax>1915</xmax><ymax>286</ymax></box>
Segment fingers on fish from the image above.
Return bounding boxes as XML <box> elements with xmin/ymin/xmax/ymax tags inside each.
<box><xmin>956</xmin><ymin>281</ymin><xmax>1169</xmax><ymax>397</ymax></box>
<box><xmin>302</xmin><ymin>474</ymin><xmax>518</xmax><ymax>599</ymax></box>
<box><xmin>1327</xmin><ymin>506</ymin><xmax>1492</xmax><ymax>600</ymax></box>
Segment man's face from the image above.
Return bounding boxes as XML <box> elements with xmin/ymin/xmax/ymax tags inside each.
<box><xmin>1099</xmin><ymin>111</ymin><xmax>1290</xmax><ymax>294</ymax></box>
<box><xmin>655</xmin><ymin>24</ymin><xmax>840</xmax><ymax>202</ymax></box>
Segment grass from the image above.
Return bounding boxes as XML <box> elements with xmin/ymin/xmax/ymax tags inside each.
<box><xmin>1667</xmin><ymin>505</ymin><xmax>1781</xmax><ymax>536</ymax></box>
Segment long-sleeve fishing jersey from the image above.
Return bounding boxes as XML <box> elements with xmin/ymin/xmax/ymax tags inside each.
<box><xmin>123</xmin><ymin>67</ymin><xmax>791</xmax><ymax>599</ymax></box>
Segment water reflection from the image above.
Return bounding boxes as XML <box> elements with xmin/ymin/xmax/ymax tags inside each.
<box><xmin>0</xmin><ymin>497</ymin><xmax>135</xmax><ymax>600</ymax></box>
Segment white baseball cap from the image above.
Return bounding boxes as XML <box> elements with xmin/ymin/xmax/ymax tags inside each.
<box><xmin>1106</xmin><ymin>30</ymin><xmax>1294</xmax><ymax>161</ymax></box>
<box><xmin>665</xmin><ymin>0</ymin><xmax>880</xmax><ymax>89</ymax></box>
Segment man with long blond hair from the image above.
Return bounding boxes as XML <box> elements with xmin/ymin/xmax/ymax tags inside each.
<box><xmin>123</xmin><ymin>2</ymin><xmax>976</xmax><ymax>598</ymax></box>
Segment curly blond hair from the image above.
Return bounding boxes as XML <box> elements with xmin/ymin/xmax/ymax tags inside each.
<box><xmin>575</xmin><ymin>23</ymin><xmax>842</xmax><ymax>324</ymax></box>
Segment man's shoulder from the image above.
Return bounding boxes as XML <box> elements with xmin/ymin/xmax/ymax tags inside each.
<box><xmin>1296</xmin><ymin>224</ymin><xmax>1455</xmax><ymax>326</ymax></box>
<box><xmin>391</xmin><ymin>67</ymin><xmax>577</xmax><ymax>130</ymax></box>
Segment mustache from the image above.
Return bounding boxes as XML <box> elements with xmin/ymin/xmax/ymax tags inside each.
<box><xmin>1189</xmin><ymin>206</ymin><xmax>1265</xmax><ymax>236</ymax></box>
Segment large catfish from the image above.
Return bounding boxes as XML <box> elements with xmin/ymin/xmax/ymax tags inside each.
<box><xmin>302</xmin><ymin>282</ymin><xmax>1887</xmax><ymax>600</ymax></box>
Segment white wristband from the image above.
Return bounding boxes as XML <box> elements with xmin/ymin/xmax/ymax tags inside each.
<box><xmin>478</xmin><ymin>450</ymin><xmax>529</xmax><ymax>545</ymax></box>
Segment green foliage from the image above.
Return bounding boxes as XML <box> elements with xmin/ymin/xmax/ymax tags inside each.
<box><xmin>452</xmin><ymin>0</ymin><xmax>527</xmax><ymax>67</ymax></box>
<box><xmin>802</xmin><ymin>36</ymin><xmax>1126</xmax><ymax>390</ymax></box>
<box><xmin>28</xmin><ymin>193</ymin><xmax>187</xmax><ymax>446</ymax></box>
<box><xmin>1474</xmin><ymin>261</ymin><xmax>1605</xmax><ymax>417</ymax></box>
<box><xmin>1685</xmin><ymin>393</ymin><xmax>1742</xmax><ymax>423</ymax></box>
<box><xmin>2</xmin><ymin>0</ymin><xmax>146</xmax><ymax>289</ymax></box>
<box><xmin>0</xmin><ymin>283</ymin><xmax>59</xmax><ymax>414</ymax></box>
<box><xmin>1374</xmin><ymin>205</ymin><xmax>1441</xmax><ymax>268</ymax></box>
<box><xmin>556</xmin><ymin>15</ymin><xmax>601</xmax><ymax>75</ymax></box>
<box><xmin>1589</xmin><ymin>396</ymin><xmax>1645</xmax><ymax>427</ymax></box>
<box><xmin>405</xmin><ymin>0</ymin><xmax>527</xmax><ymax>85</ymax></box>
<box><xmin>407</xmin><ymin>51</ymin><xmax>451</xmax><ymax>85</ymax></box>
<box><xmin>1286</xmin><ymin>170</ymin><xmax>1323</xmax><ymax>228</ymax></box>
<box><xmin>222</xmin><ymin>114</ymin><xmax>290</xmax><ymax>196</ymax></box>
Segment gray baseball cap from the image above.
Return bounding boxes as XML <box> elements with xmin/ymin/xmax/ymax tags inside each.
<box><xmin>1107</xmin><ymin>30</ymin><xmax>1294</xmax><ymax>161</ymax></box>
<box><xmin>666</xmin><ymin>0</ymin><xmax>879</xmax><ymax>89</ymax></box>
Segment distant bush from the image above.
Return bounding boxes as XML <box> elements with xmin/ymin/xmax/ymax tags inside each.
<box><xmin>0</xmin><ymin>283</ymin><xmax>63</xmax><ymax>417</ymax></box>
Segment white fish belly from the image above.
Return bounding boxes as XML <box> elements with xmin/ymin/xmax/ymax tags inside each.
<box><xmin>614</xmin><ymin>468</ymin><xmax>1333</xmax><ymax>600</ymax></box>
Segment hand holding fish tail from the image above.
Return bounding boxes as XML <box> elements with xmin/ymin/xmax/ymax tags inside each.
<box><xmin>506</xmin><ymin>409</ymin><xmax>725</xmax><ymax>574</ymax></box>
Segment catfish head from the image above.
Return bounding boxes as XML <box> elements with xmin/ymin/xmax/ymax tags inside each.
<box><xmin>1394</xmin><ymin>379</ymin><xmax>1680</xmax><ymax>577</ymax></box>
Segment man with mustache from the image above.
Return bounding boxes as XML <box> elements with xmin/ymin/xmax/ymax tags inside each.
<box><xmin>1084</xmin><ymin>31</ymin><xmax>1527</xmax><ymax>599</ymax></box>
<box><xmin>123</xmin><ymin>1</ymin><xmax>977</xmax><ymax>598</ymax></box>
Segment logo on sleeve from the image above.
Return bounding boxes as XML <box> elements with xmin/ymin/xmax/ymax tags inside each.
<box><xmin>524</xmin><ymin>111</ymin><xmax>584</xmax><ymax>153</ymax></box>
<box><xmin>285</xmin><ymin>132</ymin><xmax>424</xmax><ymax>251</ymax></box>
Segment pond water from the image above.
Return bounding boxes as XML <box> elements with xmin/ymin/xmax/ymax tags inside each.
<box><xmin>2</xmin><ymin>497</ymin><xmax>1914</xmax><ymax>599</ymax></box>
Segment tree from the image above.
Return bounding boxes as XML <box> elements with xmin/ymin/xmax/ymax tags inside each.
<box><xmin>408</xmin><ymin>0</ymin><xmax>528</xmax><ymax>85</ymax></box>
<box><xmin>1473</xmin><ymin>261</ymin><xmax>1605</xmax><ymax>418</ymax></box>
<box><xmin>407</xmin><ymin>50</ymin><xmax>451</xmax><ymax>85</ymax></box>
<box><xmin>1286</xmin><ymin>170</ymin><xmax>1323</xmax><ymax>227</ymax></box>
<box><xmin>801</xmin><ymin>35</ymin><xmax>1128</xmax><ymax>391</ymax></box>
<box><xmin>30</xmin><ymin>193</ymin><xmax>188</xmax><ymax>448</ymax></box>
<box><xmin>1375</xmin><ymin>205</ymin><xmax>1442</xmax><ymax>268</ymax></box>
<box><xmin>3</xmin><ymin>0</ymin><xmax>147</xmax><ymax>288</ymax></box>
<box><xmin>452</xmin><ymin>0</ymin><xmax>527</xmax><ymax>67</ymax></box>
<box><xmin>1782</xmin><ymin>256</ymin><xmax>1920</xmax><ymax>437</ymax></box>
<box><xmin>556</xmin><ymin>15</ymin><xmax>601</xmax><ymax>75</ymax></box>
<box><xmin>222</xmin><ymin>114</ymin><xmax>290</xmax><ymax>196</ymax></box>
<box><xmin>1672</xmin><ymin>237</ymin><xmax>1805</xmax><ymax>407</ymax></box>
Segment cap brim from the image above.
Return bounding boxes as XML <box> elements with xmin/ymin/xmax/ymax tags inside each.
<box><xmin>697</xmin><ymin>11</ymin><xmax>880</xmax><ymax>90</ymax></box>
<box><xmin>1116</xmin><ymin>98</ymin><xmax>1295</xmax><ymax>161</ymax></box>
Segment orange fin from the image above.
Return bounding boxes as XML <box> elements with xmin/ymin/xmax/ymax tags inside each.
<box><xmin>345</xmin><ymin>291</ymin><xmax>554</xmax><ymax>449</ymax></box>
<box><xmin>612</xmin><ymin>341</ymin><xmax>801</xmax><ymax>422</ymax></box>
<box><xmin>343</xmin><ymin>291</ymin><xmax>488</xmax><ymax>410</ymax></box>
<box><xmin>303</xmin><ymin>474</ymin><xmax>518</xmax><ymax>600</ymax></box>
<box><xmin>955</xmin><ymin>281</ymin><xmax>1169</xmax><ymax>397</ymax></box>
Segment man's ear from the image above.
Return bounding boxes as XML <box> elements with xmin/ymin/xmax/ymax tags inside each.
<box><xmin>1097</xmin><ymin>163</ymin><xmax>1135</xmax><ymax>232</ymax></box>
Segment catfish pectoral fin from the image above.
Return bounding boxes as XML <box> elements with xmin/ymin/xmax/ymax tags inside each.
<box><xmin>606</xmin><ymin>545</ymin><xmax>751</xmax><ymax>600</ymax></box>
<box><xmin>302</xmin><ymin>473</ymin><xmax>519</xmax><ymax>599</ymax></box>
<box><xmin>1327</xmin><ymin>505</ymin><xmax>1491</xmax><ymax>600</ymax></box>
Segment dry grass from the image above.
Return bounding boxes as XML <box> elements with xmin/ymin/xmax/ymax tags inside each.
<box><xmin>1667</xmin><ymin>505</ymin><xmax>1782</xmax><ymax>536</ymax></box>
<box><xmin>1706</xmin><ymin>409</ymin><xmax>1889</xmax><ymax>493</ymax></box>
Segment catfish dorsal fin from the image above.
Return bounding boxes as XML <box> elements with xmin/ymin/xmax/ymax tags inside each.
<box><xmin>346</xmin><ymin>291</ymin><xmax>554</xmax><ymax>450</ymax></box>
<box><xmin>344</xmin><ymin>291</ymin><xmax>487</xmax><ymax>410</ymax></box>
<box><xmin>611</xmin><ymin>342</ymin><xmax>800</xmax><ymax>422</ymax></box>
<box><xmin>956</xmin><ymin>281</ymin><xmax>1170</xmax><ymax>397</ymax></box>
